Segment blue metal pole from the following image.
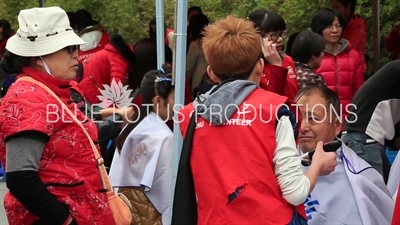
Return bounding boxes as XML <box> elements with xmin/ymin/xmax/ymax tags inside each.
<box><xmin>155</xmin><ymin>0</ymin><xmax>165</xmax><ymax>68</ymax></box>
<box><xmin>171</xmin><ymin>0</ymin><xmax>188</xmax><ymax>208</ymax></box>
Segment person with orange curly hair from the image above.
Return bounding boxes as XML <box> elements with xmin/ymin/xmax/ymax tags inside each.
<box><xmin>174</xmin><ymin>15</ymin><xmax>337</xmax><ymax>225</ymax></box>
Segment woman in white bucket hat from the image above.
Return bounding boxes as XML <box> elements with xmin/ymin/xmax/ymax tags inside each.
<box><xmin>0</xmin><ymin>7</ymin><xmax>116</xmax><ymax>225</ymax></box>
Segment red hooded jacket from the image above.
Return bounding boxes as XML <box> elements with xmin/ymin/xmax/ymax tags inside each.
<box><xmin>78</xmin><ymin>30</ymin><xmax>110</xmax><ymax>62</ymax></box>
<box><xmin>315</xmin><ymin>39</ymin><xmax>364</xmax><ymax>121</ymax></box>
<box><xmin>78</xmin><ymin>34</ymin><xmax>135</xmax><ymax>105</ymax></box>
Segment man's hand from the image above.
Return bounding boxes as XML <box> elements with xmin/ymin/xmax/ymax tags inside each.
<box><xmin>310</xmin><ymin>141</ymin><xmax>338</xmax><ymax>176</ymax></box>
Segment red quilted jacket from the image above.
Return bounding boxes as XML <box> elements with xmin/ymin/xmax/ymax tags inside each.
<box><xmin>78</xmin><ymin>30</ymin><xmax>110</xmax><ymax>62</ymax></box>
<box><xmin>0</xmin><ymin>67</ymin><xmax>115</xmax><ymax>225</ymax></box>
<box><xmin>315</xmin><ymin>39</ymin><xmax>364</xmax><ymax>120</ymax></box>
<box><xmin>78</xmin><ymin>35</ymin><xmax>135</xmax><ymax>105</ymax></box>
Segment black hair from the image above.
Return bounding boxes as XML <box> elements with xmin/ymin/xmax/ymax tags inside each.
<box><xmin>0</xmin><ymin>19</ymin><xmax>13</xmax><ymax>40</ymax></box>
<box><xmin>66</xmin><ymin>12</ymin><xmax>77</xmax><ymax>30</ymax></box>
<box><xmin>285</xmin><ymin>32</ymin><xmax>300</xmax><ymax>56</ymax></box>
<box><xmin>188</xmin><ymin>6</ymin><xmax>202</xmax><ymax>14</ymax></box>
<box><xmin>75</xmin><ymin>9</ymin><xmax>99</xmax><ymax>32</ymax></box>
<box><xmin>295</xmin><ymin>85</ymin><xmax>341</xmax><ymax>116</ymax></box>
<box><xmin>0</xmin><ymin>51</ymin><xmax>31</xmax><ymax>75</ymax></box>
<box><xmin>247</xmin><ymin>9</ymin><xmax>286</xmax><ymax>35</ymax></box>
<box><xmin>127</xmin><ymin>38</ymin><xmax>172</xmax><ymax>89</ymax></box>
<box><xmin>290</xmin><ymin>31</ymin><xmax>325</xmax><ymax>64</ymax></box>
<box><xmin>335</xmin><ymin>0</ymin><xmax>357</xmax><ymax>15</ymax></box>
<box><xmin>188</xmin><ymin>13</ymin><xmax>209</xmax><ymax>41</ymax></box>
<box><xmin>116</xmin><ymin>63</ymin><xmax>174</xmax><ymax>151</ymax></box>
<box><xmin>0</xmin><ymin>46</ymin><xmax>7</xmax><ymax>59</ymax></box>
<box><xmin>149</xmin><ymin>16</ymin><xmax>167</xmax><ymax>40</ymax></box>
<box><xmin>310</xmin><ymin>8</ymin><xmax>344</xmax><ymax>35</ymax></box>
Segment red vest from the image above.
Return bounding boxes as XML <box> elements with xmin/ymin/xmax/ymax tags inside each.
<box><xmin>0</xmin><ymin>67</ymin><xmax>115</xmax><ymax>225</ymax></box>
<box><xmin>262</xmin><ymin>55</ymin><xmax>298</xmax><ymax>101</ymax></box>
<box><xmin>179</xmin><ymin>88</ymin><xmax>305</xmax><ymax>224</ymax></box>
<box><xmin>78</xmin><ymin>31</ymin><xmax>110</xmax><ymax>62</ymax></box>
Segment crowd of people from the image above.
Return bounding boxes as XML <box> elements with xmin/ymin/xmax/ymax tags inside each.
<box><xmin>0</xmin><ymin>0</ymin><xmax>399</xmax><ymax>224</ymax></box>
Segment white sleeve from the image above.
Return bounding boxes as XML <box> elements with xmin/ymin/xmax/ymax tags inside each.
<box><xmin>80</xmin><ymin>30</ymin><xmax>103</xmax><ymax>51</ymax></box>
<box><xmin>168</xmin><ymin>31</ymin><xmax>174</xmax><ymax>51</ymax></box>
<box><xmin>274</xmin><ymin>115</ymin><xmax>310</xmax><ymax>206</ymax></box>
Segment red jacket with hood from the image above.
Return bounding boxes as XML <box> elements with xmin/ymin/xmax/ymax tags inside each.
<box><xmin>78</xmin><ymin>30</ymin><xmax>110</xmax><ymax>62</ymax></box>
<box><xmin>315</xmin><ymin>39</ymin><xmax>364</xmax><ymax>121</ymax></box>
<box><xmin>78</xmin><ymin>34</ymin><xmax>135</xmax><ymax>105</ymax></box>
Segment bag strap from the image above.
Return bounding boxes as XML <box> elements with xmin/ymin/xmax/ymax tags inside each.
<box><xmin>171</xmin><ymin>108</ymin><xmax>198</xmax><ymax>225</ymax></box>
<box><xmin>18</xmin><ymin>76</ymin><xmax>111</xmax><ymax>191</ymax></box>
<box><xmin>178</xmin><ymin>108</ymin><xmax>198</xmax><ymax>164</ymax></box>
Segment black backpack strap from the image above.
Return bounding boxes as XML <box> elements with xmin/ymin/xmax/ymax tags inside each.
<box><xmin>172</xmin><ymin>108</ymin><xmax>198</xmax><ymax>225</ymax></box>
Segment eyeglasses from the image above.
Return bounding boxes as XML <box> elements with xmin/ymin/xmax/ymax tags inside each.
<box><xmin>65</xmin><ymin>45</ymin><xmax>80</xmax><ymax>53</ymax></box>
<box><xmin>263</xmin><ymin>30</ymin><xmax>287</xmax><ymax>42</ymax></box>
<box><xmin>326</xmin><ymin>24</ymin><xmax>343</xmax><ymax>31</ymax></box>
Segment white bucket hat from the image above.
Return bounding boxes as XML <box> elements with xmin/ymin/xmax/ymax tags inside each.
<box><xmin>6</xmin><ymin>6</ymin><xmax>86</xmax><ymax>57</ymax></box>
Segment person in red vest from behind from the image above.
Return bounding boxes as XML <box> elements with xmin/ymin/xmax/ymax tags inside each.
<box><xmin>149</xmin><ymin>16</ymin><xmax>174</xmax><ymax>51</ymax></box>
<box><xmin>78</xmin><ymin>34</ymin><xmax>135</xmax><ymax>105</ymax></box>
<box><xmin>248</xmin><ymin>9</ymin><xmax>298</xmax><ymax>100</ymax></box>
<box><xmin>176</xmin><ymin>16</ymin><xmax>337</xmax><ymax>225</ymax></box>
<box><xmin>75</xmin><ymin>9</ymin><xmax>110</xmax><ymax>62</ymax></box>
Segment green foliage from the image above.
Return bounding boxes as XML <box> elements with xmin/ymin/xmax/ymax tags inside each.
<box><xmin>0</xmin><ymin>0</ymin><xmax>399</xmax><ymax>72</ymax></box>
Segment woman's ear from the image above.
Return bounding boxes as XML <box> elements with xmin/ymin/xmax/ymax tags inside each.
<box><xmin>152</xmin><ymin>95</ymin><xmax>161</xmax><ymax>106</ymax></box>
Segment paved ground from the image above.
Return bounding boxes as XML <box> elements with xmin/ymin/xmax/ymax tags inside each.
<box><xmin>0</xmin><ymin>181</ymin><xmax>6</xmax><ymax>225</ymax></box>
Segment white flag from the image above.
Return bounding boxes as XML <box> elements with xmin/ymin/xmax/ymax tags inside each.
<box><xmin>343</xmin><ymin>144</ymin><xmax>394</xmax><ymax>224</ymax></box>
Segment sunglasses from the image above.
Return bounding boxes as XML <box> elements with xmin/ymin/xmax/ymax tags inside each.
<box><xmin>65</xmin><ymin>45</ymin><xmax>80</xmax><ymax>53</ymax></box>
